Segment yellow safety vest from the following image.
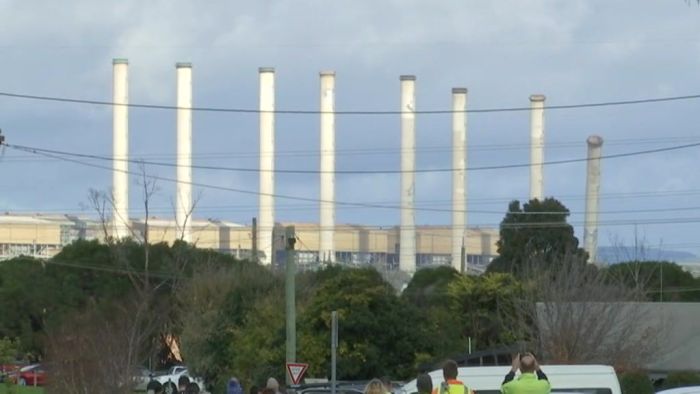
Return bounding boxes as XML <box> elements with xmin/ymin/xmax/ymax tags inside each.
<box><xmin>436</xmin><ymin>380</ymin><xmax>470</xmax><ymax>394</ymax></box>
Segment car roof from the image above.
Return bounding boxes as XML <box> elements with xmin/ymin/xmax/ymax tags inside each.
<box><xmin>295</xmin><ymin>381</ymin><xmax>369</xmax><ymax>393</ymax></box>
<box><xmin>656</xmin><ymin>387</ymin><xmax>700</xmax><ymax>394</ymax></box>
<box><xmin>19</xmin><ymin>364</ymin><xmax>41</xmax><ymax>372</ymax></box>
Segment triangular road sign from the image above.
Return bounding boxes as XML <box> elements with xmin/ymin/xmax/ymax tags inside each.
<box><xmin>286</xmin><ymin>362</ymin><xmax>309</xmax><ymax>385</ymax></box>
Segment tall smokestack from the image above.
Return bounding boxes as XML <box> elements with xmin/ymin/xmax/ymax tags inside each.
<box><xmin>176</xmin><ymin>62</ymin><xmax>193</xmax><ymax>242</ymax></box>
<box><xmin>258</xmin><ymin>67</ymin><xmax>275</xmax><ymax>265</ymax></box>
<box><xmin>400</xmin><ymin>75</ymin><xmax>416</xmax><ymax>273</ymax></box>
<box><xmin>451</xmin><ymin>88</ymin><xmax>468</xmax><ymax>272</ymax></box>
<box><xmin>584</xmin><ymin>135</ymin><xmax>603</xmax><ymax>264</ymax></box>
<box><xmin>112</xmin><ymin>58</ymin><xmax>129</xmax><ymax>238</ymax></box>
<box><xmin>529</xmin><ymin>94</ymin><xmax>546</xmax><ymax>201</ymax></box>
<box><xmin>319</xmin><ymin>71</ymin><xmax>336</xmax><ymax>263</ymax></box>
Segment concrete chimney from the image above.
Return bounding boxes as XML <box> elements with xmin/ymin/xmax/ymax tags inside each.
<box><xmin>451</xmin><ymin>88</ymin><xmax>468</xmax><ymax>272</ymax></box>
<box><xmin>258</xmin><ymin>67</ymin><xmax>275</xmax><ymax>265</ymax></box>
<box><xmin>400</xmin><ymin>75</ymin><xmax>416</xmax><ymax>273</ymax></box>
<box><xmin>112</xmin><ymin>58</ymin><xmax>129</xmax><ymax>239</ymax></box>
<box><xmin>176</xmin><ymin>63</ymin><xmax>193</xmax><ymax>243</ymax></box>
<box><xmin>529</xmin><ymin>94</ymin><xmax>546</xmax><ymax>201</ymax></box>
<box><xmin>319</xmin><ymin>71</ymin><xmax>336</xmax><ymax>263</ymax></box>
<box><xmin>584</xmin><ymin>135</ymin><xmax>603</xmax><ymax>264</ymax></box>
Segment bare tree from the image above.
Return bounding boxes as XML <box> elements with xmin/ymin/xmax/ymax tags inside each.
<box><xmin>46</xmin><ymin>294</ymin><xmax>172</xmax><ymax>394</ymax></box>
<box><xmin>510</xmin><ymin>255</ymin><xmax>662</xmax><ymax>370</ymax></box>
<box><xmin>47</xmin><ymin>164</ymin><xmax>200</xmax><ymax>392</ymax></box>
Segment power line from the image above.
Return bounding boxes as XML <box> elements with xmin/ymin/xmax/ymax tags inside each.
<box><xmin>1</xmin><ymin>219</ymin><xmax>700</xmax><ymax>238</ymax></box>
<box><xmin>7</xmin><ymin>202</ymin><xmax>700</xmax><ymax>217</ymax></box>
<box><xmin>2</xmin><ymin>90</ymin><xmax>700</xmax><ymax>115</ymax></box>
<box><xmin>8</xmin><ymin>187</ymin><xmax>700</xmax><ymax>214</ymax></box>
<box><xmin>2</xmin><ymin>135</ymin><xmax>700</xmax><ymax>163</ymax></box>
<box><xmin>6</xmin><ymin>142</ymin><xmax>700</xmax><ymax>217</ymax></box>
<box><xmin>7</xmin><ymin>140</ymin><xmax>700</xmax><ymax>174</ymax></box>
<box><xmin>45</xmin><ymin>259</ymin><xmax>179</xmax><ymax>279</ymax></box>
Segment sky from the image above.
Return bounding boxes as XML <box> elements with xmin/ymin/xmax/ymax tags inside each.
<box><xmin>1</xmin><ymin>0</ymin><xmax>700</xmax><ymax>257</ymax></box>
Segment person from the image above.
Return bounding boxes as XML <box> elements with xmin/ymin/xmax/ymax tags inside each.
<box><xmin>267</xmin><ymin>377</ymin><xmax>282</xmax><ymax>394</ymax></box>
<box><xmin>146</xmin><ymin>380</ymin><xmax>164</xmax><ymax>394</ymax></box>
<box><xmin>501</xmin><ymin>352</ymin><xmax>551</xmax><ymax>394</ymax></box>
<box><xmin>381</xmin><ymin>376</ymin><xmax>393</xmax><ymax>394</ymax></box>
<box><xmin>364</xmin><ymin>378</ymin><xmax>385</xmax><ymax>394</ymax></box>
<box><xmin>185</xmin><ymin>382</ymin><xmax>201</xmax><ymax>394</ymax></box>
<box><xmin>431</xmin><ymin>360</ymin><xmax>474</xmax><ymax>394</ymax></box>
<box><xmin>416</xmin><ymin>373</ymin><xmax>433</xmax><ymax>394</ymax></box>
<box><xmin>178</xmin><ymin>376</ymin><xmax>191</xmax><ymax>393</ymax></box>
<box><xmin>228</xmin><ymin>377</ymin><xmax>244</xmax><ymax>394</ymax></box>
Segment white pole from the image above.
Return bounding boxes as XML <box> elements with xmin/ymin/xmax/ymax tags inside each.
<box><xmin>176</xmin><ymin>63</ymin><xmax>193</xmax><ymax>242</ymax></box>
<box><xmin>319</xmin><ymin>71</ymin><xmax>336</xmax><ymax>263</ymax></box>
<box><xmin>529</xmin><ymin>94</ymin><xmax>546</xmax><ymax>201</ymax></box>
<box><xmin>112</xmin><ymin>58</ymin><xmax>129</xmax><ymax>239</ymax></box>
<box><xmin>259</xmin><ymin>67</ymin><xmax>276</xmax><ymax>265</ymax></box>
<box><xmin>584</xmin><ymin>135</ymin><xmax>603</xmax><ymax>264</ymax></box>
<box><xmin>400</xmin><ymin>75</ymin><xmax>416</xmax><ymax>273</ymax></box>
<box><xmin>451</xmin><ymin>88</ymin><xmax>467</xmax><ymax>271</ymax></box>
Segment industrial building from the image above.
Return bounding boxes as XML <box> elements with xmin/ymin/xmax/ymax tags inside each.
<box><xmin>0</xmin><ymin>213</ymin><xmax>498</xmax><ymax>273</ymax></box>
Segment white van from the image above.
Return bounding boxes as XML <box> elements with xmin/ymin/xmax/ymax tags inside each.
<box><xmin>400</xmin><ymin>365</ymin><xmax>621</xmax><ymax>394</ymax></box>
<box><xmin>656</xmin><ymin>387</ymin><xmax>700</xmax><ymax>394</ymax></box>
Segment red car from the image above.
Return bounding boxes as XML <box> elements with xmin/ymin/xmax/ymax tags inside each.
<box><xmin>0</xmin><ymin>363</ymin><xmax>24</xmax><ymax>382</ymax></box>
<box><xmin>9</xmin><ymin>364</ymin><xmax>46</xmax><ymax>386</ymax></box>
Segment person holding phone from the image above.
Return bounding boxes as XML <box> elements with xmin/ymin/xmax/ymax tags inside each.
<box><xmin>501</xmin><ymin>352</ymin><xmax>550</xmax><ymax>394</ymax></box>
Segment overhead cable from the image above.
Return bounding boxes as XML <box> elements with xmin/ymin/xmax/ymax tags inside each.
<box><xmin>5</xmin><ymin>143</ymin><xmax>700</xmax><ymax>218</ymax></box>
<box><xmin>7</xmin><ymin>140</ymin><xmax>700</xmax><ymax>174</ymax></box>
<box><xmin>1</xmin><ymin>90</ymin><xmax>700</xmax><ymax>115</ymax></box>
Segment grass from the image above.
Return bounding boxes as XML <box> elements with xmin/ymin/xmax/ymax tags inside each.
<box><xmin>0</xmin><ymin>384</ymin><xmax>45</xmax><ymax>394</ymax></box>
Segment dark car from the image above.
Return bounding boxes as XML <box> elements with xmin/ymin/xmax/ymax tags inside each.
<box><xmin>294</xmin><ymin>381</ymin><xmax>401</xmax><ymax>394</ymax></box>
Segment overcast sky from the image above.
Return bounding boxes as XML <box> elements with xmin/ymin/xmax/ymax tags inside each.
<box><xmin>1</xmin><ymin>1</ymin><xmax>700</xmax><ymax>257</ymax></box>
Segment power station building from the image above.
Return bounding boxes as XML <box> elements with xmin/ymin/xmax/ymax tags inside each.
<box><xmin>0</xmin><ymin>213</ymin><xmax>498</xmax><ymax>272</ymax></box>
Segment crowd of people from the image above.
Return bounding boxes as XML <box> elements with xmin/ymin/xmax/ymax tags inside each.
<box><xmin>145</xmin><ymin>375</ymin><xmax>204</xmax><ymax>394</ymax></box>
<box><xmin>145</xmin><ymin>353</ymin><xmax>549</xmax><ymax>394</ymax></box>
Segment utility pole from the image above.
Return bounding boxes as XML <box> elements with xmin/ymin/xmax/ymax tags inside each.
<box><xmin>251</xmin><ymin>217</ymin><xmax>258</xmax><ymax>262</ymax></box>
<box><xmin>331</xmin><ymin>310</ymin><xmax>338</xmax><ymax>394</ymax></box>
<box><xmin>660</xmin><ymin>263</ymin><xmax>664</xmax><ymax>303</ymax></box>
<box><xmin>460</xmin><ymin>241</ymin><xmax>466</xmax><ymax>274</ymax></box>
<box><xmin>285</xmin><ymin>225</ymin><xmax>296</xmax><ymax>385</ymax></box>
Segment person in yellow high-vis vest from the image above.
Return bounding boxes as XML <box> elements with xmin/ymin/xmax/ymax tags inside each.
<box><xmin>431</xmin><ymin>360</ymin><xmax>475</xmax><ymax>394</ymax></box>
<box><xmin>501</xmin><ymin>353</ymin><xmax>551</xmax><ymax>394</ymax></box>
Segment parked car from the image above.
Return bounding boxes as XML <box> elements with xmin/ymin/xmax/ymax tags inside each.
<box><xmin>657</xmin><ymin>387</ymin><xmax>700</xmax><ymax>394</ymax></box>
<box><xmin>294</xmin><ymin>382</ymin><xmax>366</xmax><ymax>394</ymax></box>
<box><xmin>0</xmin><ymin>363</ymin><xmax>25</xmax><ymax>383</ymax></box>
<box><xmin>131</xmin><ymin>366</ymin><xmax>153</xmax><ymax>391</ymax></box>
<box><xmin>8</xmin><ymin>364</ymin><xmax>47</xmax><ymax>386</ymax></box>
<box><xmin>151</xmin><ymin>365</ymin><xmax>206</xmax><ymax>393</ymax></box>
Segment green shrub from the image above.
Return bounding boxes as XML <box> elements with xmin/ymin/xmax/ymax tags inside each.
<box><xmin>618</xmin><ymin>371</ymin><xmax>653</xmax><ymax>394</ymax></box>
<box><xmin>661</xmin><ymin>371</ymin><xmax>700</xmax><ymax>390</ymax></box>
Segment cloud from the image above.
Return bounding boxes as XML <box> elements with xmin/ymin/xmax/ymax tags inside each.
<box><xmin>1</xmin><ymin>0</ymin><xmax>700</xmax><ymax>253</ymax></box>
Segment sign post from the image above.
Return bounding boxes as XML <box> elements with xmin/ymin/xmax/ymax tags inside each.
<box><xmin>286</xmin><ymin>362</ymin><xmax>309</xmax><ymax>386</ymax></box>
<box><xmin>331</xmin><ymin>311</ymin><xmax>338</xmax><ymax>394</ymax></box>
<box><xmin>285</xmin><ymin>226</ymin><xmax>297</xmax><ymax>385</ymax></box>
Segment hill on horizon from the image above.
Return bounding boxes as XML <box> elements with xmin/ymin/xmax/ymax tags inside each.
<box><xmin>597</xmin><ymin>246</ymin><xmax>698</xmax><ymax>264</ymax></box>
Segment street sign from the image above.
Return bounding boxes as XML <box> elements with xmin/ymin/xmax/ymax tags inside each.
<box><xmin>286</xmin><ymin>362</ymin><xmax>309</xmax><ymax>385</ymax></box>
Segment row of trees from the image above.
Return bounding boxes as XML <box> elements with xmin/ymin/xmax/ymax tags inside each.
<box><xmin>0</xmin><ymin>197</ymin><xmax>698</xmax><ymax>391</ymax></box>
